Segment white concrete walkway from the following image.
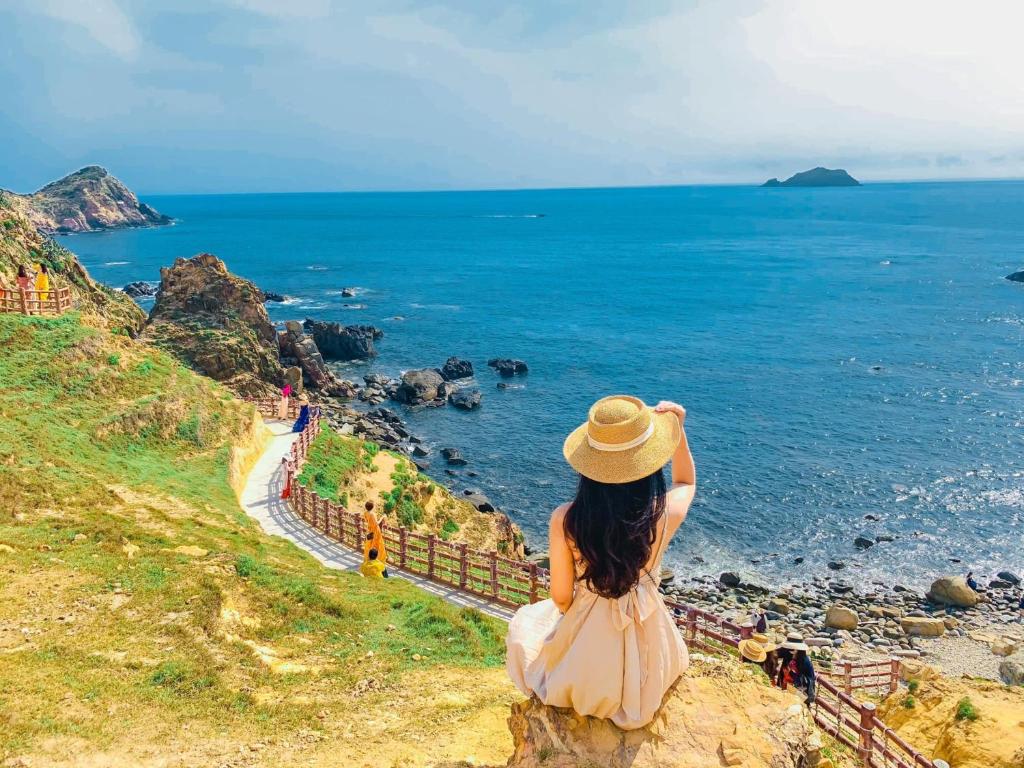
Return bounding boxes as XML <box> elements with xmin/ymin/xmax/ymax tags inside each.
<box><xmin>239</xmin><ymin>419</ymin><xmax>515</xmax><ymax>622</ymax></box>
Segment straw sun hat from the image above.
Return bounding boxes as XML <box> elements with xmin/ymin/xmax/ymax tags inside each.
<box><xmin>563</xmin><ymin>395</ymin><xmax>681</xmax><ymax>484</ymax></box>
<box><xmin>781</xmin><ymin>632</ymin><xmax>809</xmax><ymax>652</ymax></box>
<box><xmin>738</xmin><ymin>639</ymin><xmax>768</xmax><ymax>663</ymax></box>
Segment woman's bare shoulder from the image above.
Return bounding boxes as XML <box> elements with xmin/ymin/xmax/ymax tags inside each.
<box><xmin>550</xmin><ymin>502</ymin><xmax>572</xmax><ymax>527</ymax></box>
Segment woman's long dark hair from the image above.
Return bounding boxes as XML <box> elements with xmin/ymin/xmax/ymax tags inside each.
<box><xmin>562</xmin><ymin>469</ymin><xmax>667</xmax><ymax>598</ymax></box>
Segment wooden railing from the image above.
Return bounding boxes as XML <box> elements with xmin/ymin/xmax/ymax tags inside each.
<box><xmin>249</xmin><ymin>395</ymin><xmax>306</xmax><ymax>420</ymax></box>
<box><xmin>0</xmin><ymin>285</ymin><xmax>72</xmax><ymax>316</ymax></box>
<box><xmin>247</xmin><ymin>396</ymin><xmax>945</xmax><ymax>768</ymax></box>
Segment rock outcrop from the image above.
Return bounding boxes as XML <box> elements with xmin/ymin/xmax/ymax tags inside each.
<box><xmin>449</xmin><ymin>388</ymin><xmax>482</xmax><ymax>410</ymax></box>
<box><xmin>1005</xmin><ymin>271</ymin><xmax>1024</xmax><ymax>283</ymax></box>
<box><xmin>927</xmin><ymin>576</ymin><xmax>981</xmax><ymax>608</ymax></box>
<box><xmin>4</xmin><ymin>166</ymin><xmax>172</xmax><ymax>234</ymax></box>
<box><xmin>302</xmin><ymin>319</ymin><xmax>381</xmax><ymax>360</ymax></box>
<box><xmin>0</xmin><ymin>192</ymin><xmax>145</xmax><ymax>333</ymax></box>
<box><xmin>488</xmin><ymin>357</ymin><xmax>529</xmax><ymax>377</ymax></box>
<box><xmin>395</xmin><ymin>368</ymin><xmax>450</xmax><ymax>406</ymax></box>
<box><xmin>142</xmin><ymin>253</ymin><xmax>282</xmax><ymax>396</ymax></box>
<box><xmin>278</xmin><ymin>321</ymin><xmax>355</xmax><ymax>396</ymax></box>
<box><xmin>506</xmin><ymin>657</ymin><xmax>816</xmax><ymax>768</ymax></box>
<box><xmin>877</xmin><ymin>669</ymin><xmax>1024</xmax><ymax>768</ymax></box>
<box><xmin>123</xmin><ymin>281</ymin><xmax>157</xmax><ymax>298</ymax></box>
<box><xmin>762</xmin><ymin>167</ymin><xmax>860</xmax><ymax>187</ymax></box>
<box><xmin>440</xmin><ymin>356</ymin><xmax>474</xmax><ymax>381</ymax></box>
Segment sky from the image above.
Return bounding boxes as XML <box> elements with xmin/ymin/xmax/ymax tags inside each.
<box><xmin>2</xmin><ymin>0</ymin><xmax>1024</xmax><ymax>194</ymax></box>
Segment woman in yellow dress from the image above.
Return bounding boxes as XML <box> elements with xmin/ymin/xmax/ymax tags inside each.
<box><xmin>362</xmin><ymin>500</ymin><xmax>387</xmax><ymax>565</ymax></box>
<box><xmin>34</xmin><ymin>264</ymin><xmax>50</xmax><ymax>309</ymax></box>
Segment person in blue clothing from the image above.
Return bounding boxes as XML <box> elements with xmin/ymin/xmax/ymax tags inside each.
<box><xmin>776</xmin><ymin>633</ymin><xmax>816</xmax><ymax>705</ymax></box>
<box><xmin>292</xmin><ymin>398</ymin><xmax>311</xmax><ymax>433</ymax></box>
<box><xmin>966</xmin><ymin>571</ymin><xmax>979</xmax><ymax>592</ymax></box>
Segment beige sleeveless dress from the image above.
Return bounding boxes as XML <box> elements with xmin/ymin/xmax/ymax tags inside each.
<box><xmin>505</xmin><ymin>515</ymin><xmax>688</xmax><ymax>730</ymax></box>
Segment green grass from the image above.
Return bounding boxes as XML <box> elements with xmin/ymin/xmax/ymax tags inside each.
<box><xmin>295</xmin><ymin>429</ymin><xmax>378</xmax><ymax>502</ymax></box>
<box><xmin>955</xmin><ymin>696</ymin><xmax>979</xmax><ymax>722</ymax></box>
<box><xmin>0</xmin><ymin>313</ymin><xmax>507</xmax><ymax>758</ymax></box>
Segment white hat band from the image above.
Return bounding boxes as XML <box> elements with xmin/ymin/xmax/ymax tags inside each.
<box><xmin>587</xmin><ymin>421</ymin><xmax>655</xmax><ymax>452</ymax></box>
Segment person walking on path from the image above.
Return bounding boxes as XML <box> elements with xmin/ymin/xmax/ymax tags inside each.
<box><xmin>506</xmin><ymin>395</ymin><xmax>696</xmax><ymax>730</ymax></box>
<box><xmin>278</xmin><ymin>383</ymin><xmax>292</xmax><ymax>419</ymax></box>
<box><xmin>34</xmin><ymin>263</ymin><xmax>50</xmax><ymax>306</ymax></box>
<box><xmin>362</xmin><ymin>501</ymin><xmax>387</xmax><ymax>566</ymax></box>
<box><xmin>360</xmin><ymin>548</ymin><xmax>388</xmax><ymax>579</ymax></box>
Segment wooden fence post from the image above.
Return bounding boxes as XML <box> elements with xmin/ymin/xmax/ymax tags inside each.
<box><xmin>858</xmin><ymin>701</ymin><xmax>875</xmax><ymax>768</ymax></box>
<box><xmin>889</xmin><ymin>658</ymin><xmax>900</xmax><ymax>695</ymax></box>
<box><xmin>427</xmin><ymin>535</ymin><xmax>436</xmax><ymax>579</ymax></box>
<box><xmin>399</xmin><ymin>528</ymin><xmax>407</xmax><ymax>569</ymax></box>
<box><xmin>739</xmin><ymin>623</ymin><xmax>754</xmax><ymax>640</ymax></box>
<box><xmin>356</xmin><ymin>514</ymin><xmax>365</xmax><ymax>551</ymax></box>
<box><xmin>458</xmin><ymin>543</ymin><xmax>468</xmax><ymax>589</ymax></box>
<box><xmin>685</xmin><ymin>608</ymin><xmax>698</xmax><ymax>645</ymax></box>
<box><xmin>489</xmin><ymin>550</ymin><xmax>499</xmax><ymax>599</ymax></box>
<box><xmin>528</xmin><ymin>562</ymin><xmax>538</xmax><ymax>603</ymax></box>
<box><xmin>843</xmin><ymin>661</ymin><xmax>854</xmax><ymax>695</ymax></box>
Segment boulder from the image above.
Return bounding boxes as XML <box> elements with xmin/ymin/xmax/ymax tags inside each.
<box><xmin>122</xmin><ymin>281</ymin><xmax>157</xmax><ymax>298</ymax></box>
<box><xmin>441</xmin><ymin>447</ymin><xmax>468</xmax><ymax>466</ymax></box>
<box><xmin>997</xmin><ymin>570</ymin><xmax>1021</xmax><ymax>586</ymax></box>
<box><xmin>449</xmin><ymin>388</ymin><xmax>482</xmax><ymax>410</ymax></box>
<box><xmin>462</xmin><ymin>491</ymin><xmax>495</xmax><ymax>513</ymax></box>
<box><xmin>999</xmin><ymin>657</ymin><xmax>1024</xmax><ymax>686</ymax></box>
<box><xmin>825</xmin><ymin>606</ymin><xmax>860</xmax><ymax>631</ymax></box>
<box><xmin>1005</xmin><ymin>271</ymin><xmax>1024</xmax><ymax>283</ymax></box>
<box><xmin>926</xmin><ymin>576</ymin><xmax>980</xmax><ymax>608</ymax></box>
<box><xmin>766</xmin><ymin>597</ymin><xmax>791</xmax><ymax>616</ymax></box>
<box><xmin>827</xmin><ymin>561</ymin><xmax>846</xmax><ymax>571</ymax></box>
<box><xmin>341</xmin><ymin>287</ymin><xmax>357</xmax><ymax>297</ymax></box>
<box><xmin>302</xmin><ymin>319</ymin><xmax>381</xmax><ymax>360</ymax></box>
<box><xmin>719</xmin><ymin>572</ymin><xmax>741</xmax><ymax>588</ymax></box>
<box><xmin>506</xmin><ymin>663</ymin><xmax>816</xmax><ymax>768</ymax></box>
<box><xmin>440</xmin><ymin>356</ymin><xmax>474</xmax><ymax>381</ymax></box>
<box><xmin>283</xmin><ymin>366</ymin><xmax>303</xmax><ymax>395</ymax></box>
<box><xmin>260</xmin><ymin>290</ymin><xmax>285</xmax><ymax>303</ymax></box>
<box><xmin>900</xmin><ymin>617</ymin><xmax>946</xmax><ymax>638</ymax></box>
<box><xmin>854</xmin><ymin>536</ymin><xmax>875</xmax><ymax>550</ymax></box>
<box><xmin>487</xmin><ymin>357</ymin><xmax>529</xmax><ymax>377</ymax></box>
<box><xmin>395</xmin><ymin>368</ymin><xmax>447</xmax><ymax>405</ymax></box>
<box><xmin>991</xmin><ymin>638</ymin><xmax>1019</xmax><ymax>658</ymax></box>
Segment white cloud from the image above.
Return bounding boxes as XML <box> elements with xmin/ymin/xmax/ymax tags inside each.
<box><xmin>33</xmin><ymin>0</ymin><xmax>140</xmax><ymax>59</ymax></box>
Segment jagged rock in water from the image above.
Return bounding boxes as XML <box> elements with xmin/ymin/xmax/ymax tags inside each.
<box><xmin>4</xmin><ymin>165</ymin><xmax>173</xmax><ymax>234</ymax></box>
<box><xmin>1005</xmin><ymin>271</ymin><xmax>1024</xmax><ymax>283</ymax></box>
<box><xmin>462</xmin><ymin>490</ymin><xmax>494</xmax><ymax>513</ymax></box>
<box><xmin>142</xmin><ymin>253</ymin><xmax>282</xmax><ymax>396</ymax></box>
<box><xmin>449</xmin><ymin>388</ymin><xmax>482</xmax><ymax>410</ymax></box>
<box><xmin>302</xmin><ymin>319</ymin><xmax>381</xmax><ymax>360</ymax></box>
<box><xmin>122</xmin><ymin>281</ymin><xmax>157</xmax><ymax>298</ymax></box>
<box><xmin>261</xmin><ymin>290</ymin><xmax>286</xmax><ymax>303</ymax></box>
<box><xmin>441</xmin><ymin>447</ymin><xmax>468</xmax><ymax>466</ymax></box>
<box><xmin>506</xmin><ymin>659</ymin><xmax>816</xmax><ymax>768</ymax></box>
<box><xmin>279</xmin><ymin>320</ymin><xmax>342</xmax><ymax>392</ymax></box>
<box><xmin>440</xmin><ymin>356</ymin><xmax>474</xmax><ymax>380</ymax></box>
<box><xmin>395</xmin><ymin>368</ymin><xmax>449</xmax><ymax>405</ymax></box>
<box><xmin>488</xmin><ymin>357</ymin><xmax>529</xmax><ymax>377</ymax></box>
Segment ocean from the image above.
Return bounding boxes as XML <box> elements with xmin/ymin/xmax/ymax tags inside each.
<box><xmin>60</xmin><ymin>182</ymin><xmax>1024</xmax><ymax>589</ymax></box>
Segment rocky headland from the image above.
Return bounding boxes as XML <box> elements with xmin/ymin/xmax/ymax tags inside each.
<box><xmin>763</xmin><ymin>167</ymin><xmax>861</xmax><ymax>187</ymax></box>
<box><xmin>3</xmin><ymin>165</ymin><xmax>172</xmax><ymax>234</ymax></box>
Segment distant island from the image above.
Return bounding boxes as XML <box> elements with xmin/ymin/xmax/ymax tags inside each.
<box><xmin>762</xmin><ymin>167</ymin><xmax>860</xmax><ymax>187</ymax></box>
<box><xmin>1</xmin><ymin>165</ymin><xmax>172</xmax><ymax>234</ymax></box>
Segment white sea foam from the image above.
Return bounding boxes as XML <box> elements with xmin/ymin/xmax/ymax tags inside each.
<box><xmin>102</xmin><ymin>261</ymin><xmax>130</xmax><ymax>266</ymax></box>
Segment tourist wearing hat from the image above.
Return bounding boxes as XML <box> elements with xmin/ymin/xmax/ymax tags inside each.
<box><xmin>506</xmin><ymin>395</ymin><xmax>696</xmax><ymax>730</ymax></box>
<box><xmin>776</xmin><ymin>632</ymin><xmax>816</xmax><ymax>704</ymax></box>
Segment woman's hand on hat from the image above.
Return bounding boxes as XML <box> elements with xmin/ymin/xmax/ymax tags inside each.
<box><xmin>654</xmin><ymin>401</ymin><xmax>686</xmax><ymax>425</ymax></box>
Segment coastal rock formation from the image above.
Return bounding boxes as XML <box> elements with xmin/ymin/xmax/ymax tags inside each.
<box><xmin>123</xmin><ymin>281</ymin><xmax>157</xmax><ymax>298</ymax></box>
<box><xmin>877</xmin><ymin>669</ymin><xmax>1024</xmax><ymax>768</ymax></box>
<box><xmin>142</xmin><ymin>253</ymin><xmax>282</xmax><ymax>396</ymax></box>
<box><xmin>440</xmin><ymin>356</ymin><xmax>474</xmax><ymax>380</ymax></box>
<box><xmin>488</xmin><ymin>357</ymin><xmax>529</xmax><ymax>377</ymax></box>
<box><xmin>506</xmin><ymin>657</ymin><xmax>815</xmax><ymax>768</ymax></box>
<box><xmin>900</xmin><ymin>616</ymin><xmax>946</xmax><ymax>637</ymax></box>
<box><xmin>0</xmin><ymin>192</ymin><xmax>146</xmax><ymax>333</ymax></box>
<box><xmin>825</xmin><ymin>605</ymin><xmax>859</xmax><ymax>630</ymax></box>
<box><xmin>302</xmin><ymin>319</ymin><xmax>382</xmax><ymax>360</ymax></box>
<box><xmin>449</xmin><ymin>388</ymin><xmax>482</xmax><ymax>410</ymax></box>
<box><xmin>278</xmin><ymin>321</ymin><xmax>355</xmax><ymax>396</ymax></box>
<box><xmin>762</xmin><ymin>167</ymin><xmax>860</xmax><ymax>187</ymax></box>
<box><xmin>261</xmin><ymin>290</ymin><xmax>286</xmax><ymax>303</ymax></box>
<box><xmin>442</xmin><ymin>447</ymin><xmax>468</xmax><ymax>466</ymax></box>
<box><xmin>1005</xmin><ymin>271</ymin><xmax>1024</xmax><ymax>283</ymax></box>
<box><xmin>4</xmin><ymin>166</ymin><xmax>172</xmax><ymax>234</ymax></box>
<box><xmin>927</xmin><ymin>576</ymin><xmax>980</xmax><ymax>608</ymax></box>
<box><xmin>395</xmin><ymin>368</ymin><xmax>450</xmax><ymax>406</ymax></box>
<box><xmin>999</xmin><ymin>657</ymin><xmax>1024</xmax><ymax>686</ymax></box>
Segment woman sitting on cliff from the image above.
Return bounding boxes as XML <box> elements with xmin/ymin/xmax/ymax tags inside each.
<box><xmin>506</xmin><ymin>395</ymin><xmax>696</xmax><ymax>730</ymax></box>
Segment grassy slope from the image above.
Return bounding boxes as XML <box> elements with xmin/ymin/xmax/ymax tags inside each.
<box><xmin>0</xmin><ymin>314</ymin><xmax>514</xmax><ymax>767</ymax></box>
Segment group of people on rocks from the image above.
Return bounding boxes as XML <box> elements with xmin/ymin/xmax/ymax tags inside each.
<box><xmin>738</xmin><ymin>630</ymin><xmax>817</xmax><ymax>704</ymax></box>
<box><xmin>0</xmin><ymin>263</ymin><xmax>52</xmax><ymax>313</ymax></box>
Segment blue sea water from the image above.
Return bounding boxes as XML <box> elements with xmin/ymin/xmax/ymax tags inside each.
<box><xmin>61</xmin><ymin>182</ymin><xmax>1024</xmax><ymax>588</ymax></box>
